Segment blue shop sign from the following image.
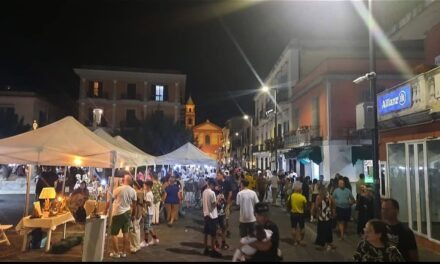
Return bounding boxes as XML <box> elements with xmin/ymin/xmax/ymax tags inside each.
<box><xmin>378</xmin><ymin>83</ymin><xmax>412</xmax><ymax>115</ymax></box>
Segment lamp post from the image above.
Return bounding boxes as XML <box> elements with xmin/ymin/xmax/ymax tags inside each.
<box><xmin>353</xmin><ymin>0</ymin><xmax>381</xmax><ymax>219</ymax></box>
<box><xmin>262</xmin><ymin>85</ymin><xmax>278</xmax><ymax>172</ymax></box>
<box><xmin>244</xmin><ymin>114</ymin><xmax>253</xmax><ymax>169</ymax></box>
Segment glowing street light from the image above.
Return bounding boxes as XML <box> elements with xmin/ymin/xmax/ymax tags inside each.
<box><xmin>261</xmin><ymin>85</ymin><xmax>269</xmax><ymax>93</ymax></box>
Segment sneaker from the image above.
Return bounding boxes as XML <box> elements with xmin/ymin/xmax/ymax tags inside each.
<box><xmin>210</xmin><ymin>250</ymin><xmax>222</xmax><ymax>258</ymax></box>
<box><xmin>203</xmin><ymin>247</ymin><xmax>210</xmax><ymax>256</ymax></box>
<box><xmin>120</xmin><ymin>252</ymin><xmax>127</xmax><ymax>258</ymax></box>
<box><xmin>140</xmin><ymin>241</ymin><xmax>149</xmax><ymax>248</ymax></box>
<box><xmin>109</xmin><ymin>252</ymin><xmax>120</xmax><ymax>258</ymax></box>
<box><xmin>154</xmin><ymin>238</ymin><xmax>160</xmax><ymax>245</ymax></box>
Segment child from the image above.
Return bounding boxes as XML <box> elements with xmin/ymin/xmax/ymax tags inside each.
<box><xmin>140</xmin><ymin>180</ymin><xmax>159</xmax><ymax>247</ymax></box>
<box><xmin>232</xmin><ymin>225</ymin><xmax>273</xmax><ymax>262</ymax></box>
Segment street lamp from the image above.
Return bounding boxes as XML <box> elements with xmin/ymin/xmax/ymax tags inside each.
<box><xmin>244</xmin><ymin>114</ymin><xmax>253</xmax><ymax>169</ymax></box>
<box><xmin>262</xmin><ymin>85</ymin><xmax>278</xmax><ymax>172</ymax></box>
<box><xmin>353</xmin><ymin>0</ymin><xmax>381</xmax><ymax>219</ymax></box>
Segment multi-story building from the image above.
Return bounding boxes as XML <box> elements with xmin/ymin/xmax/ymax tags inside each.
<box><xmin>253</xmin><ymin>38</ymin><xmax>424</xmax><ymax>181</ymax></box>
<box><xmin>193</xmin><ymin>120</ymin><xmax>223</xmax><ymax>160</ymax></box>
<box><xmin>75</xmin><ymin>66</ymin><xmax>187</xmax><ymax>132</ymax></box>
<box><xmin>223</xmin><ymin>116</ymin><xmax>251</xmax><ymax>168</ymax></box>
<box><xmin>0</xmin><ymin>86</ymin><xmax>58</xmax><ymax>128</ymax></box>
<box><xmin>377</xmin><ymin>0</ymin><xmax>440</xmax><ymax>252</ymax></box>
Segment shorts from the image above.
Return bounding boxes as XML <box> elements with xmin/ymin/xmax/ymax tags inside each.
<box><xmin>143</xmin><ymin>214</ymin><xmax>153</xmax><ymax>231</ymax></box>
<box><xmin>290</xmin><ymin>212</ymin><xmax>305</xmax><ymax>229</ymax></box>
<box><xmin>111</xmin><ymin>211</ymin><xmax>131</xmax><ymax>236</ymax></box>
<box><xmin>218</xmin><ymin>215</ymin><xmax>226</xmax><ymax>230</ymax></box>
<box><xmin>336</xmin><ymin>207</ymin><xmax>351</xmax><ymax>222</ymax></box>
<box><xmin>239</xmin><ymin>222</ymin><xmax>255</xmax><ymax>238</ymax></box>
<box><xmin>204</xmin><ymin>216</ymin><xmax>218</xmax><ymax>236</ymax></box>
<box><xmin>311</xmin><ymin>194</ymin><xmax>318</xmax><ymax>203</ymax></box>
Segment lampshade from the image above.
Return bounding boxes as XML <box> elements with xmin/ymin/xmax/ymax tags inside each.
<box><xmin>39</xmin><ymin>187</ymin><xmax>56</xmax><ymax>200</ymax></box>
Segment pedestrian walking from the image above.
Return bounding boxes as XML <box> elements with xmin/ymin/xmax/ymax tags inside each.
<box><xmin>236</xmin><ymin>179</ymin><xmax>259</xmax><ymax>238</ymax></box>
<box><xmin>356</xmin><ymin>184</ymin><xmax>374</xmax><ymax>236</ymax></box>
<box><xmin>314</xmin><ymin>186</ymin><xmax>336</xmax><ymax>251</ymax></box>
<box><xmin>151</xmin><ymin>174</ymin><xmax>162</xmax><ymax>225</ymax></box>
<box><xmin>109</xmin><ymin>174</ymin><xmax>137</xmax><ymax>258</ymax></box>
<box><xmin>141</xmin><ymin>180</ymin><xmax>159</xmax><ymax>247</ymax></box>
<box><xmin>353</xmin><ymin>219</ymin><xmax>405</xmax><ymax>262</ymax></box>
<box><xmin>129</xmin><ymin>179</ymin><xmax>144</xmax><ymax>253</ymax></box>
<box><xmin>216</xmin><ymin>171</ymin><xmax>233</xmax><ymax>242</ymax></box>
<box><xmin>332</xmin><ymin>178</ymin><xmax>355</xmax><ymax>240</ymax></box>
<box><xmin>202</xmin><ymin>179</ymin><xmax>222</xmax><ymax>258</ymax></box>
<box><xmin>310</xmin><ymin>179</ymin><xmax>320</xmax><ymax>222</ymax></box>
<box><xmin>270</xmin><ymin>173</ymin><xmax>279</xmax><ymax>205</ymax></box>
<box><xmin>287</xmin><ymin>183</ymin><xmax>307</xmax><ymax>246</ymax></box>
<box><xmin>162</xmin><ymin>175</ymin><xmax>181</xmax><ymax>227</ymax></box>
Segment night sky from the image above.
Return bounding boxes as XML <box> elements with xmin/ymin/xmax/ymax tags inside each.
<box><xmin>0</xmin><ymin>0</ymin><xmax>418</xmax><ymax>126</ymax></box>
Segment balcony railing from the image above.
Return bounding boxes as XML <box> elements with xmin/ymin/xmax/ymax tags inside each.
<box><xmin>120</xmin><ymin>93</ymin><xmax>142</xmax><ymax>101</ymax></box>
<box><xmin>86</xmin><ymin>91</ymin><xmax>109</xmax><ymax>99</ymax></box>
<box><xmin>283</xmin><ymin>126</ymin><xmax>321</xmax><ymax>148</ymax></box>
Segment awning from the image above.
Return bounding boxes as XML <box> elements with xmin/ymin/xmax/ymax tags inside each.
<box><xmin>284</xmin><ymin>147</ymin><xmax>304</xmax><ymax>159</ymax></box>
<box><xmin>351</xmin><ymin>145</ymin><xmax>372</xmax><ymax>165</ymax></box>
<box><xmin>297</xmin><ymin>146</ymin><xmax>322</xmax><ymax>165</ymax></box>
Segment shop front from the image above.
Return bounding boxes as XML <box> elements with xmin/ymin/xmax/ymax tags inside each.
<box><xmin>379</xmin><ymin>66</ymin><xmax>440</xmax><ymax>249</ymax></box>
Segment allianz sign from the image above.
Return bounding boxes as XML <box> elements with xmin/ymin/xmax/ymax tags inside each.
<box><xmin>378</xmin><ymin>83</ymin><xmax>412</xmax><ymax>116</ymax></box>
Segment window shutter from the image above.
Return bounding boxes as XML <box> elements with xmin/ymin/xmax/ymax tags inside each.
<box><xmin>163</xmin><ymin>85</ymin><xmax>169</xmax><ymax>101</ymax></box>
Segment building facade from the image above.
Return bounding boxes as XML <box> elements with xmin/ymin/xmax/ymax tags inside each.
<box><xmin>378</xmin><ymin>0</ymin><xmax>440</xmax><ymax>251</ymax></box>
<box><xmin>193</xmin><ymin>120</ymin><xmax>223</xmax><ymax>160</ymax></box>
<box><xmin>185</xmin><ymin>96</ymin><xmax>195</xmax><ymax>129</ymax></box>
<box><xmin>75</xmin><ymin>66</ymin><xmax>187</xmax><ymax>132</ymax></box>
<box><xmin>0</xmin><ymin>89</ymin><xmax>58</xmax><ymax>128</ymax></box>
<box><xmin>253</xmin><ymin>38</ymin><xmax>424</xmax><ymax>182</ymax></box>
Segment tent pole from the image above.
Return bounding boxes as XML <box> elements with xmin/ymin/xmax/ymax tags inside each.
<box><xmin>61</xmin><ymin>166</ymin><xmax>68</xmax><ymax>196</ymax></box>
<box><xmin>106</xmin><ymin>151</ymin><xmax>117</xmax><ymax>253</ymax></box>
<box><xmin>24</xmin><ymin>164</ymin><xmax>33</xmax><ymax>217</ymax></box>
<box><xmin>134</xmin><ymin>167</ymin><xmax>138</xmax><ymax>180</ymax></box>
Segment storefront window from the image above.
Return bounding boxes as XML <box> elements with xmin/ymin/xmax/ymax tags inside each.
<box><xmin>388</xmin><ymin>143</ymin><xmax>408</xmax><ymax>223</ymax></box>
<box><xmin>427</xmin><ymin>140</ymin><xmax>440</xmax><ymax>241</ymax></box>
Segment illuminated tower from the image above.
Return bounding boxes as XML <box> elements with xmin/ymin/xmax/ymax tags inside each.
<box><xmin>185</xmin><ymin>96</ymin><xmax>195</xmax><ymax>129</ymax></box>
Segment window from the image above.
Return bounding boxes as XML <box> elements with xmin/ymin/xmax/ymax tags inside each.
<box><xmin>127</xmin><ymin>83</ymin><xmax>136</xmax><ymax>99</ymax></box>
<box><xmin>205</xmin><ymin>135</ymin><xmax>211</xmax><ymax>145</ymax></box>
<box><xmin>189</xmin><ymin>108</ymin><xmax>192</xmax><ymax>113</ymax></box>
<box><xmin>188</xmin><ymin>118</ymin><xmax>193</xmax><ymax>126</ymax></box>
<box><xmin>89</xmin><ymin>81</ymin><xmax>103</xmax><ymax>97</ymax></box>
<box><xmin>155</xmin><ymin>85</ymin><xmax>164</xmax><ymax>101</ymax></box>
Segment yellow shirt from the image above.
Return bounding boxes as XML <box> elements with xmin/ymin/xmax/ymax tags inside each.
<box><xmin>289</xmin><ymin>192</ymin><xmax>307</xmax><ymax>214</ymax></box>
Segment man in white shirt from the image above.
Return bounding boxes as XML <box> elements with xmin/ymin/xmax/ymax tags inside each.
<box><xmin>236</xmin><ymin>179</ymin><xmax>259</xmax><ymax>238</ymax></box>
<box><xmin>110</xmin><ymin>174</ymin><xmax>137</xmax><ymax>258</ymax></box>
<box><xmin>202</xmin><ymin>178</ymin><xmax>222</xmax><ymax>258</ymax></box>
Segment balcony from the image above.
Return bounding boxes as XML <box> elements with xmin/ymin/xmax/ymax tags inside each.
<box><xmin>377</xmin><ymin>66</ymin><xmax>440</xmax><ymax>129</ymax></box>
<box><xmin>120</xmin><ymin>93</ymin><xmax>142</xmax><ymax>101</ymax></box>
<box><xmin>120</xmin><ymin>119</ymin><xmax>140</xmax><ymax>128</ymax></box>
<box><xmin>86</xmin><ymin>91</ymin><xmax>109</xmax><ymax>100</ymax></box>
<box><xmin>345</xmin><ymin>128</ymin><xmax>372</xmax><ymax>145</ymax></box>
<box><xmin>283</xmin><ymin>126</ymin><xmax>321</xmax><ymax>148</ymax></box>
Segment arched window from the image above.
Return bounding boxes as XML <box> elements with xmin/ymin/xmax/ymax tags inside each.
<box><xmin>205</xmin><ymin>135</ymin><xmax>210</xmax><ymax>145</ymax></box>
<box><xmin>188</xmin><ymin>118</ymin><xmax>193</xmax><ymax>125</ymax></box>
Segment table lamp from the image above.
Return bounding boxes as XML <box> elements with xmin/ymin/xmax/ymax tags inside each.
<box><xmin>39</xmin><ymin>187</ymin><xmax>56</xmax><ymax>212</ymax></box>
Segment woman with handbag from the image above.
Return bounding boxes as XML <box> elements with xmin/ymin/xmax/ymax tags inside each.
<box><xmin>314</xmin><ymin>186</ymin><xmax>336</xmax><ymax>251</ymax></box>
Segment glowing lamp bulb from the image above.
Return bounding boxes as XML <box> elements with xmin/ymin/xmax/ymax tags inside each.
<box><xmin>74</xmin><ymin>158</ymin><xmax>82</xmax><ymax>166</ymax></box>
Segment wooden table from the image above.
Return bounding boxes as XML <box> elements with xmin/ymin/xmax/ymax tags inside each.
<box><xmin>16</xmin><ymin>212</ymin><xmax>75</xmax><ymax>252</ymax></box>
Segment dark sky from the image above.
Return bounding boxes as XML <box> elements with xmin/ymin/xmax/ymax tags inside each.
<box><xmin>0</xmin><ymin>0</ymin><xmax>418</xmax><ymax>126</ymax></box>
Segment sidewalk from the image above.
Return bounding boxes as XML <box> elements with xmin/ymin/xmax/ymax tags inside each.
<box><xmin>1</xmin><ymin>203</ymin><xmax>440</xmax><ymax>261</ymax></box>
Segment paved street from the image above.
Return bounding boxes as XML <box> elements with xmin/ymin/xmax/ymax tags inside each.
<box><xmin>1</xmin><ymin>194</ymin><xmax>440</xmax><ymax>262</ymax></box>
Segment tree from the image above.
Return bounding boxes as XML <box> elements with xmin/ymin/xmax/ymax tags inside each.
<box><xmin>120</xmin><ymin>111</ymin><xmax>194</xmax><ymax>156</ymax></box>
<box><xmin>0</xmin><ymin>111</ymin><xmax>31</xmax><ymax>139</ymax></box>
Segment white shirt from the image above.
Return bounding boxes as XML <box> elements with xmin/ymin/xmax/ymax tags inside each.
<box><xmin>202</xmin><ymin>188</ymin><xmax>218</xmax><ymax>219</ymax></box>
<box><xmin>145</xmin><ymin>190</ymin><xmax>154</xmax><ymax>216</ymax></box>
<box><xmin>112</xmin><ymin>185</ymin><xmax>137</xmax><ymax>216</ymax></box>
<box><xmin>236</xmin><ymin>189</ymin><xmax>259</xmax><ymax>223</ymax></box>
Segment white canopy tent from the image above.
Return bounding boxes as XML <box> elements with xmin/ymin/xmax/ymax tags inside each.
<box><xmin>94</xmin><ymin>128</ymin><xmax>156</xmax><ymax>166</ymax></box>
<box><xmin>155</xmin><ymin>142</ymin><xmax>217</xmax><ymax>166</ymax></box>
